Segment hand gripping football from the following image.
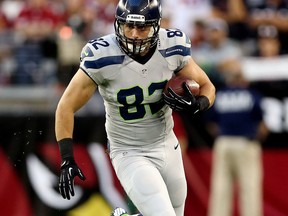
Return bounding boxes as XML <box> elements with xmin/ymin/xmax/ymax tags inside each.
<box><xmin>164</xmin><ymin>76</ymin><xmax>200</xmax><ymax>96</ymax></box>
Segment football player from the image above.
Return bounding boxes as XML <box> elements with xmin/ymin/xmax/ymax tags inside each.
<box><xmin>55</xmin><ymin>0</ymin><xmax>216</xmax><ymax>216</ymax></box>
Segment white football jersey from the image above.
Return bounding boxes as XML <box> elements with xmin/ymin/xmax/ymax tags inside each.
<box><xmin>79</xmin><ymin>28</ymin><xmax>191</xmax><ymax>148</ymax></box>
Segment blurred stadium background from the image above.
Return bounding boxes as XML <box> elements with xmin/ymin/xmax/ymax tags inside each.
<box><xmin>0</xmin><ymin>0</ymin><xmax>288</xmax><ymax>215</ymax></box>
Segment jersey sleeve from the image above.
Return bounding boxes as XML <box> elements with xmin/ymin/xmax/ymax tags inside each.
<box><xmin>79</xmin><ymin>42</ymin><xmax>103</xmax><ymax>85</ymax></box>
<box><xmin>79</xmin><ymin>36</ymin><xmax>125</xmax><ymax>86</ymax></box>
<box><xmin>158</xmin><ymin>28</ymin><xmax>192</xmax><ymax>73</ymax></box>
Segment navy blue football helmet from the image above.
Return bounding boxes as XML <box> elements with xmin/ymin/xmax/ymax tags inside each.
<box><xmin>114</xmin><ymin>0</ymin><xmax>162</xmax><ymax>57</ymax></box>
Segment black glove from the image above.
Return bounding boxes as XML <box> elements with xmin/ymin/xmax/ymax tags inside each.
<box><xmin>163</xmin><ymin>82</ymin><xmax>209</xmax><ymax>113</ymax></box>
<box><xmin>59</xmin><ymin>158</ymin><xmax>86</xmax><ymax>200</ymax></box>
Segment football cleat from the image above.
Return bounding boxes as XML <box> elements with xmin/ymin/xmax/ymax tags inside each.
<box><xmin>110</xmin><ymin>207</ymin><xmax>143</xmax><ymax>216</ymax></box>
<box><xmin>111</xmin><ymin>207</ymin><xmax>129</xmax><ymax>216</ymax></box>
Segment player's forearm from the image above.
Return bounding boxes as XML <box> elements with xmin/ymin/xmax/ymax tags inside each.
<box><xmin>199</xmin><ymin>82</ymin><xmax>216</xmax><ymax>108</ymax></box>
<box><xmin>55</xmin><ymin>104</ymin><xmax>75</xmax><ymax>141</ymax></box>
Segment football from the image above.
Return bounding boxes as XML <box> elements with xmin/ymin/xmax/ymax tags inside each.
<box><xmin>164</xmin><ymin>76</ymin><xmax>200</xmax><ymax>96</ymax></box>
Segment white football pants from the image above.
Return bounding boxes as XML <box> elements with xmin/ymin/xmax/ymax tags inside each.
<box><xmin>110</xmin><ymin>132</ymin><xmax>187</xmax><ymax>216</ymax></box>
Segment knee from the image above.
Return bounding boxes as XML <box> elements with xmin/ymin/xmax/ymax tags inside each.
<box><xmin>169</xmin><ymin>178</ymin><xmax>187</xmax><ymax>208</ymax></box>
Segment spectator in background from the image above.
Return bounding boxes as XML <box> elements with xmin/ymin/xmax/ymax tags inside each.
<box><xmin>60</xmin><ymin>0</ymin><xmax>96</xmax><ymax>40</ymax></box>
<box><xmin>190</xmin><ymin>19</ymin><xmax>207</xmax><ymax>51</ymax></box>
<box><xmin>56</xmin><ymin>0</ymin><xmax>94</xmax><ymax>87</ymax></box>
<box><xmin>247</xmin><ymin>0</ymin><xmax>288</xmax><ymax>54</ymax></box>
<box><xmin>90</xmin><ymin>0</ymin><xmax>118</xmax><ymax>38</ymax></box>
<box><xmin>209</xmin><ymin>0</ymin><xmax>266</xmax><ymax>55</ymax></box>
<box><xmin>241</xmin><ymin>23</ymin><xmax>288</xmax><ymax>99</ymax></box>
<box><xmin>192</xmin><ymin>18</ymin><xmax>243</xmax><ymax>88</ymax></box>
<box><xmin>206</xmin><ymin>63</ymin><xmax>269</xmax><ymax>216</ymax></box>
<box><xmin>210</xmin><ymin>0</ymin><xmax>248</xmax><ymax>42</ymax></box>
<box><xmin>253</xmin><ymin>25</ymin><xmax>283</xmax><ymax>57</ymax></box>
<box><xmin>0</xmin><ymin>10</ymin><xmax>16</xmax><ymax>85</ymax></box>
<box><xmin>162</xmin><ymin>0</ymin><xmax>212</xmax><ymax>38</ymax></box>
<box><xmin>12</xmin><ymin>0</ymin><xmax>62</xmax><ymax>85</ymax></box>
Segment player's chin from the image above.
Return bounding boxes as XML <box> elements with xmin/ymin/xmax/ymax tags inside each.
<box><xmin>128</xmin><ymin>45</ymin><xmax>150</xmax><ymax>56</ymax></box>
<box><xmin>139</xmin><ymin>48</ymin><xmax>150</xmax><ymax>56</ymax></box>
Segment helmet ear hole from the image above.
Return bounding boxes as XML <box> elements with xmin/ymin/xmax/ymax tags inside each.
<box><xmin>114</xmin><ymin>0</ymin><xmax>162</xmax><ymax>57</ymax></box>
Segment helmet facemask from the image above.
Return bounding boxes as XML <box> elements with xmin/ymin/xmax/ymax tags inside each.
<box><xmin>115</xmin><ymin>16</ymin><xmax>161</xmax><ymax>57</ymax></box>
